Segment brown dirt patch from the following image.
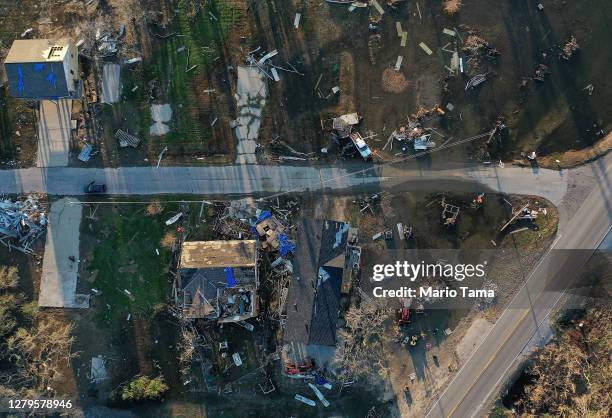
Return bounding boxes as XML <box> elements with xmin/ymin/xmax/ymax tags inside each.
<box><xmin>336</xmin><ymin>51</ymin><xmax>356</xmax><ymax>114</ymax></box>
<box><xmin>539</xmin><ymin>131</ymin><xmax>612</xmax><ymax>168</ymax></box>
<box><xmin>382</xmin><ymin>68</ymin><xmax>409</xmax><ymax>94</ymax></box>
<box><xmin>160</xmin><ymin>231</ymin><xmax>177</xmax><ymax>249</ymax></box>
<box><xmin>146</xmin><ymin>201</ymin><xmax>163</xmax><ymax>216</ymax></box>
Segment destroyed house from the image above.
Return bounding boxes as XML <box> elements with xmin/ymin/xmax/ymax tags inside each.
<box><xmin>283</xmin><ymin>220</ymin><xmax>358</xmax><ymax>370</ymax></box>
<box><xmin>178</xmin><ymin>240</ymin><xmax>259</xmax><ymax>323</ymax></box>
<box><xmin>4</xmin><ymin>39</ymin><xmax>79</xmax><ymax>99</ymax></box>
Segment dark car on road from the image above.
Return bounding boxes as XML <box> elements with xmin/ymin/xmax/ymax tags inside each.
<box><xmin>84</xmin><ymin>181</ymin><xmax>107</xmax><ymax>194</ymax></box>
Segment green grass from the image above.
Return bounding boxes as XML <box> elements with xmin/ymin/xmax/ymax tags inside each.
<box><xmin>83</xmin><ymin>199</ymin><xmax>215</xmax><ymax>327</ymax></box>
<box><xmin>103</xmin><ymin>0</ymin><xmax>243</xmax><ymax>154</ymax></box>
<box><xmin>86</xmin><ymin>205</ymin><xmax>172</xmax><ymax>325</ymax></box>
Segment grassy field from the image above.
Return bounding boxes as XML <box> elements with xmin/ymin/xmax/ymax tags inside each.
<box><xmin>100</xmin><ymin>0</ymin><xmax>244</xmax><ymax>165</ymax></box>
<box><xmin>81</xmin><ymin>198</ymin><xmax>214</xmax><ymax>327</ymax></box>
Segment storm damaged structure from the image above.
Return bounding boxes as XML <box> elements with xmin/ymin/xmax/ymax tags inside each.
<box><xmin>282</xmin><ymin>219</ymin><xmax>360</xmax><ymax>375</ymax></box>
<box><xmin>322</xmin><ymin>113</ymin><xmax>372</xmax><ymax>161</ymax></box>
<box><xmin>177</xmin><ymin>240</ymin><xmax>259</xmax><ymax>323</ymax></box>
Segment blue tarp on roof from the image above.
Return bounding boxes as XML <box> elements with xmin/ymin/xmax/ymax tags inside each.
<box><xmin>224</xmin><ymin>267</ymin><xmax>237</xmax><ymax>288</ymax></box>
<box><xmin>279</xmin><ymin>233</ymin><xmax>296</xmax><ymax>256</ymax></box>
<box><xmin>46</xmin><ymin>72</ymin><xmax>57</xmax><ymax>88</ymax></box>
<box><xmin>256</xmin><ymin>211</ymin><xmax>272</xmax><ymax>223</ymax></box>
<box><xmin>17</xmin><ymin>65</ymin><xmax>24</xmax><ymax>92</ymax></box>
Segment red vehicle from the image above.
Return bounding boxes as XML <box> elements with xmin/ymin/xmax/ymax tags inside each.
<box><xmin>398</xmin><ymin>307</ymin><xmax>411</xmax><ymax>325</ymax></box>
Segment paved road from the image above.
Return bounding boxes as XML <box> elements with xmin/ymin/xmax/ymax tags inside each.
<box><xmin>426</xmin><ymin>155</ymin><xmax>612</xmax><ymax>418</ymax></box>
<box><xmin>0</xmin><ymin>155</ymin><xmax>608</xmax><ymax>417</ymax></box>
<box><xmin>0</xmin><ymin>161</ymin><xmax>567</xmax><ymax>204</ymax></box>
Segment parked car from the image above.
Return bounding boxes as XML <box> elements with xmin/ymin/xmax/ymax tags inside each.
<box><xmin>84</xmin><ymin>181</ymin><xmax>106</xmax><ymax>194</ymax></box>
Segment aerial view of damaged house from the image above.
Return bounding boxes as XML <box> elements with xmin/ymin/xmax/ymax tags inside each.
<box><xmin>283</xmin><ymin>220</ymin><xmax>361</xmax><ymax>374</ymax></box>
<box><xmin>177</xmin><ymin>240</ymin><xmax>259</xmax><ymax>324</ymax></box>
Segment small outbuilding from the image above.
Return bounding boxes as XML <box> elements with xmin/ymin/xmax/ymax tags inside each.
<box><xmin>3</xmin><ymin>38</ymin><xmax>80</xmax><ymax>99</ymax></box>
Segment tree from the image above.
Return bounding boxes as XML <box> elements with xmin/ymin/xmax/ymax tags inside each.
<box><xmin>516</xmin><ymin>307</ymin><xmax>612</xmax><ymax>417</ymax></box>
<box><xmin>332</xmin><ymin>296</ymin><xmax>392</xmax><ymax>381</ymax></box>
<box><xmin>120</xmin><ymin>375</ymin><xmax>169</xmax><ymax>401</ymax></box>
<box><xmin>6</xmin><ymin>317</ymin><xmax>77</xmax><ymax>389</ymax></box>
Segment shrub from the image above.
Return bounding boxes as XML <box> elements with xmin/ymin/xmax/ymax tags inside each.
<box><xmin>121</xmin><ymin>375</ymin><xmax>169</xmax><ymax>402</ymax></box>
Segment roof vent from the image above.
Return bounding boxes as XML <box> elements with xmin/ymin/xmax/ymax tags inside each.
<box><xmin>48</xmin><ymin>46</ymin><xmax>63</xmax><ymax>59</ymax></box>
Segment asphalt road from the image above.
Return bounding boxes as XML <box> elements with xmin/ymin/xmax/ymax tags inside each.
<box><xmin>0</xmin><ymin>161</ymin><xmax>567</xmax><ymax>204</ymax></box>
<box><xmin>426</xmin><ymin>155</ymin><xmax>612</xmax><ymax>418</ymax></box>
<box><xmin>0</xmin><ymin>155</ymin><xmax>608</xmax><ymax>417</ymax></box>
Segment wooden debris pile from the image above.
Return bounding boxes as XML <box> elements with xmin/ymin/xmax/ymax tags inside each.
<box><xmin>561</xmin><ymin>36</ymin><xmax>579</xmax><ymax>60</ymax></box>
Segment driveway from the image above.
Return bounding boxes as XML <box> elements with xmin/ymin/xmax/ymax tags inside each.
<box><xmin>38</xmin><ymin>197</ymin><xmax>89</xmax><ymax>308</ymax></box>
<box><xmin>36</xmin><ymin>99</ymin><xmax>72</xmax><ymax>167</ymax></box>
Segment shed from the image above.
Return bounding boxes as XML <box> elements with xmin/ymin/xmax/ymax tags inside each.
<box><xmin>4</xmin><ymin>39</ymin><xmax>79</xmax><ymax>99</ymax></box>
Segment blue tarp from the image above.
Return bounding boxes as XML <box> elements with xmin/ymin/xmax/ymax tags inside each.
<box><xmin>17</xmin><ymin>65</ymin><xmax>24</xmax><ymax>92</ymax></box>
<box><xmin>46</xmin><ymin>72</ymin><xmax>57</xmax><ymax>88</ymax></box>
<box><xmin>256</xmin><ymin>211</ymin><xmax>272</xmax><ymax>224</ymax></box>
<box><xmin>224</xmin><ymin>267</ymin><xmax>237</xmax><ymax>288</ymax></box>
<box><xmin>33</xmin><ymin>63</ymin><xmax>44</xmax><ymax>72</ymax></box>
<box><xmin>315</xmin><ymin>375</ymin><xmax>330</xmax><ymax>386</ymax></box>
<box><xmin>279</xmin><ymin>233</ymin><xmax>296</xmax><ymax>256</ymax></box>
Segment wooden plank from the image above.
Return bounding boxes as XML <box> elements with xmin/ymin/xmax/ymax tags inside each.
<box><xmin>419</xmin><ymin>42</ymin><xmax>433</xmax><ymax>55</ymax></box>
<box><xmin>394</xmin><ymin>55</ymin><xmax>403</xmax><ymax>71</ymax></box>
<box><xmin>396</xmin><ymin>22</ymin><xmax>403</xmax><ymax>37</ymax></box>
<box><xmin>371</xmin><ymin>0</ymin><xmax>385</xmax><ymax>15</ymax></box>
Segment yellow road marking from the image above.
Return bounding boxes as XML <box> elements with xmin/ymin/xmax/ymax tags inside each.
<box><xmin>447</xmin><ymin>308</ymin><xmax>531</xmax><ymax>417</ymax></box>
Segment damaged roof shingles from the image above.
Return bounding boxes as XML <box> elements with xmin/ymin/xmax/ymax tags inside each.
<box><xmin>284</xmin><ymin>220</ymin><xmax>348</xmax><ymax>347</ymax></box>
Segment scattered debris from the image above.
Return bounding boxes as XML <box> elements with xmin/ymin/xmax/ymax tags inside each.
<box><xmin>90</xmin><ymin>355</ymin><xmax>108</xmax><ymax>383</ymax></box>
<box><xmin>77</xmin><ymin>143</ymin><xmax>94</xmax><ymax>162</ymax></box>
<box><xmin>0</xmin><ymin>195</ymin><xmax>47</xmax><ymax>253</ymax></box>
<box><xmin>371</xmin><ymin>0</ymin><xmax>385</xmax><ymax>15</ymax></box>
<box><xmin>465</xmin><ymin>73</ymin><xmax>488</xmax><ymax>91</ymax></box>
<box><xmin>561</xmin><ymin>36</ymin><xmax>579</xmax><ymax>60</ymax></box>
<box><xmin>165</xmin><ymin>212</ymin><xmax>183</xmax><ymax>226</ymax></box>
<box><xmin>532</xmin><ymin>63</ymin><xmax>550</xmax><ymax>82</ymax></box>
<box><xmin>419</xmin><ymin>42</ymin><xmax>433</xmax><ymax>55</ymax></box>
<box><xmin>394</xmin><ymin>55</ymin><xmax>404</xmax><ymax>71</ymax></box>
<box><xmin>115</xmin><ymin>129</ymin><xmax>142</xmax><ymax>148</ymax></box>
<box><xmin>308</xmin><ymin>383</ymin><xmax>330</xmax><ymax>407</ymax></box>
<box><xmin>295</xmin><ymin>394</ymin><xmax>316</xmax><ymax>407</ymax></box>
<box><xmin>441</xmin><ymin>197</ymin><xmax>460</xmax><ymax>226</ymax></box>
